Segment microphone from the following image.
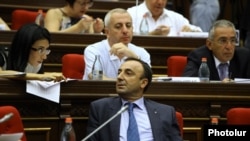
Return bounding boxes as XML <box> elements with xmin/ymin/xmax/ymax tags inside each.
<box><xmin>0</xmin><ymin>112</ymin><xmax>14</xmax><ymax>123</ymax></box>
<box><xmin>81</xmin><ymin>105</ymin><xmax>128</xmax><ymax>141</ymax></box>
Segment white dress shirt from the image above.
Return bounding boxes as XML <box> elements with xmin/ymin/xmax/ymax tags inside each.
<box><xmin>127</xmin><ymin>1</ymin><xmax>202</xmax><ymax>36</ymax></box>
<box><xmin>120</xmin><ymin>97</ymin><xmax>153</xmax><ymax>141</ymax></box>
<box><xmin>83</xmin><ymin>40</ymin><xmax>151</xmax><ymax>80</ymax></box>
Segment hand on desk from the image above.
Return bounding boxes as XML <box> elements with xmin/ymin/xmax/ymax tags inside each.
<box><xmin>222</xmin><ymin>78</ymin><xmax>234</xmax><ymax>83</ymax></box>
<box><xmin>0</xmin><ymin>70</ymin><xmax>66</xmax><ymax>82</ymax></box>
<box><xmin>181</xmin><ymin>25</ymin><xmax>192</xmax><ymax>32</ymax></box>
<box><xmin>150</xmin><ymin>25</ymin><xmax>170</xmax><ymax>35</ymax></box>
<box><xmin>88</xmin><ymin>73</ymin><xmax>116</xmax><ymax>81</ymax></box>
<box><xmin>42</xmin><ymin>72</ymin><xmax>66</xmax><ymax>82</ymax></box>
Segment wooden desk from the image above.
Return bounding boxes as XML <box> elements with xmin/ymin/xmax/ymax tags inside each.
<box><xmin>0</xmin><ymin>30</ymin><xmax>206</xmax><ymax>74</ymax></box>
<box><xmin>1</xmin><ymin>79</ymin><xmax>250</xmax><ymax>141</ymax></box>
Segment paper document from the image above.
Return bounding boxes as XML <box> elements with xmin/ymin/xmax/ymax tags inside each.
<box><xmin>234</xmin><ymin>78</ymin><xmax>250</xmax><ymax>83</ymax></box>
<box><xmin>154</xmin><ymin>77</ymin><xmax>200</xmax><ymax>82</ymax></box>
<box><xmin>178</xmin><ymin>32</ymin><xmax>208</xmax><ymax>38</ymax></box>
<box><xmin>0</xmin><ymin>24</ymin><xmax>5</xmax><ymax>30</ymax></box>
<box><xmin>0</xmin><ymin>132</ymin><xmax>23</xmax><ymax>141</ymax></box>
<box><xmin>171</xmin><ymin>77</ymin><xmax>200</xmax><ymax>82</ymax></box>
<box><xmin>26</xmin><ymin>80</ymin><xmax>61</xmax><ymax>103</ymax></box>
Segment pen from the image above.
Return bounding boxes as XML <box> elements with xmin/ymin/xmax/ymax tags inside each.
<box><xmin>161</xmin><ymin>78</ymin><xmax>172</xmax><ymax>81</ymax></box>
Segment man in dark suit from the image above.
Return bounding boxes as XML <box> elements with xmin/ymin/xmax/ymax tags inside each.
<box><xmin>183</xmin><ymin>19</ymin><xmax>250</xmax><ymax>81</ymax></box>
<box><xmin>85</xmin><ymin>58</ymin><xmax>182</xmax><ymax>141</ymax></box>
<box><xmin>0</xmin><ymin>47</ymin><xmax>7</xmax><ymax>70</ymax></box>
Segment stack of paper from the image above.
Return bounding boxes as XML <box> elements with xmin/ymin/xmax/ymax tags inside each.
<box><xmin>0</xmin><ymin>132</ymin><xmax>23</xmax><ymax>141</ymax></box>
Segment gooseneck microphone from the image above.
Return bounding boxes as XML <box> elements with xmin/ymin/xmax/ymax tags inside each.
<box><xmin>0</xmin><ymin>112</ymin><xmax>14</xmax><ymax>123</ymax></box>
<box><xmin>81</xmin><ymin>105</ymin><xmax>128</xmax><ymax>141</ymax></box>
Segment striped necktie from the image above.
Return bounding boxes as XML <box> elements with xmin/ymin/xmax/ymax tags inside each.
<box><xmin>127</xmin><ymin>103</ymin><xmax>140</xmax><ymax>141</ymax></box>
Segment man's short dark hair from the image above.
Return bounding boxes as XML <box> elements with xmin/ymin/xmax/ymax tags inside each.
<box><xmin>124</xmin><ymin>57</ymin><xmax>152</xmax><ymax>92</ymax></box>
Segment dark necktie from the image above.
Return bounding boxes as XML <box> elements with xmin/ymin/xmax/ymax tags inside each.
<box><xmin>218</xmin><ymin>63</ymin><xmax>228</xmax><ymax>80</ymax></box>
<box><xmin>127</xmin><ymin>103</ymin><xmax>140</xmax><ymax>141</ymax></box>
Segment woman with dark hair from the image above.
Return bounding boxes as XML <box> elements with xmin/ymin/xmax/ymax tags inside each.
<box><xmin>44</xmin><ymin>0</ymin><xmax>104</xmax><ymax>33</ymax></box>
<box><xmin>1</xmin><ymin>23</ymin><xmax>65</xmax><ymax>82</ymax></box>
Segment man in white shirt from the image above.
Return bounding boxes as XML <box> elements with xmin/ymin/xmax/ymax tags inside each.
<box><xmin>127</xmin><ymin>0</ymin><xmax>202</xmax><ymax>36</ymax></box>
<box><xmin>190</xmin><ymin>0</ymin><xmax>220</xmax><ymax>32</ymax></box>
<box><xmin>83</xmin><ymin>8</ymin><xmax>151</xmax><ymax>80</ymax></box>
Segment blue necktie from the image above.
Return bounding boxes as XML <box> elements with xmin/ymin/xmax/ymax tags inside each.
<box><xmin>127</xmin><ymin>103</ymin><xmax>140</xmax><ymax>141</ymax></box>
<box><xmin>218</xmin><ymin>63</ymin><xmax>228</xmax><ymax>80</ymax></box>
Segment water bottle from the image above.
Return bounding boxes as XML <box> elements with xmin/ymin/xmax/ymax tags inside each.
<box><xmin>139</xmin><ymin>13</ymin><xmax>149</xmax><ymax>35</ymax></box>
<box><xmin>198</xmin><ymin>57</ymin><xmax>210</xmax><ymax>82</ymax></box>
<box><xmin>61</xmin><ymin>117</ymin><xmax>76</xmax><ymax>141</ymax></box>
<box><xmin>35</xmin><ymin>9</ymin><xmax>44</xmax><ymax>27</ymax></box>
<box><xmin>92</xmin><ymin>55</ymin><xmax>103</xmax><ymax>80</ymax></box>
<box><xmin>211</xmin><ymin>117</ymin><xmax>219</xmax><ymax>125</ymax></box>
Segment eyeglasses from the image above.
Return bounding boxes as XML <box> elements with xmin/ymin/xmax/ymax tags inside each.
<box><xmin>76</xmin><ymin>0</ymin><xmax>93</xmax><ymax>8</ymax></box>
<box><xmin>214</xmin><ymin>38</ymin><xmax>237</xmax><ymax>46</ymax></box>
<box><xmin>31</xmin><ymin>47</ymin><xmax>51</xmax><ymax>55</ymax></box>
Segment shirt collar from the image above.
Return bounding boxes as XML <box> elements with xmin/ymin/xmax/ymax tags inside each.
<box><xmin>213</xmin><ymin>56</ymin><xmax>230</xmax><ymax>68</ymax></box>
<box><xmin>103</xmin><ymin>40</ymin><xmax>118</xmax><ymax>61</ymax></box>
<box><xmin>121</xmin><ymin>97</ymin><xmax>144</xmax><ymax>110</ymax></box>
<box><xmin>141</xmin><ymin>1</ymin><xmax>168</xmax><ymax>19</ymax></box>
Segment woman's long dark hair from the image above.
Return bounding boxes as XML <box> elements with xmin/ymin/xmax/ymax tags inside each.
<box><xmin>7</xmin><ymin>23</ymin><xmax>51</xmax><ymax>72</ymax></box>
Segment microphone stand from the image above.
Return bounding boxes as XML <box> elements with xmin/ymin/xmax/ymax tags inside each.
<box><xmin>81</xmin><ymin>105</ymin><xmax>128</xmax><ymax>141</ymax></box>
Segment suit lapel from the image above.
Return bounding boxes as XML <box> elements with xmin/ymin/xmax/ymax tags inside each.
<box><xmin>207</xmin><ymin>51</ymin><xmax>220</xmax><ymax>80</ymax></box>
<box><xmin>144</xmin><ymin>100</ymin><xmax>162</xmax><ymax>141</ymax></box>
<box><xmin>229</xmin><ymin>58</ymin><xmax>237</xmax><ymax>78</ymax></box>
<box><xmin>108</xmin><ymin>98</ymin><xmax>122</xmax><ymax>141</ymax></box>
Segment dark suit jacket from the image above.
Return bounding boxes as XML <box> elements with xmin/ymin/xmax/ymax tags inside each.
<box><xmin>86</xmin><ymin>97</ymin><xmax>182</xmax><ymax>141</ymax></box>
<box><xmin>0</xmin><ymin>48</ymin><xmax>7</xmax><ymax>68</ymax></box>
<box><xmin>182</xmin><ymin>45</ymin><xmax>250</xmax><ymax>80</ymax></box>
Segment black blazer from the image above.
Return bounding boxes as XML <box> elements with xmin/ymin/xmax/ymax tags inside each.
<box><xmin>0</xmin><ymin>48</ymin><xmax>7</xmax><ymax>68</ymax></box>
<box><xmin>182</xmin><ymin>45</ymin><xmax>250</xmax><ymax>80</ymax></box>
<box><xmin>86</xmin><ymin>97</ymin><xmax>182</xmax><ymax>141</ymax></box>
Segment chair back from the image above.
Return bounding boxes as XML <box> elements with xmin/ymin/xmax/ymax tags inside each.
<box><xmin>62</xmin><ymin>54</ymin><xmax>85</xmax><ymax>79</ymax></box>
<box><xmin>167</xmin><ymin>56</ymin><xmax>187</xmax><ymax>76</ymax></box>
<box><xmin>176</xmin><ymin>111</ymin><xmax>183</xmax><ymax>137</ymax></box>
<box><xmin>11</xmin><ymin>9</ymin><xmax>45</xmax><ymax>30</ymax></box>
<box><xmin>227</xmin><ymin>108</ymin><xmax>250</xmax><ymax>125</ymax></box>
<box><xmin>0</xmin><ymin>106</ymin><xmax>27</xmax><ymax>141</ymax></box>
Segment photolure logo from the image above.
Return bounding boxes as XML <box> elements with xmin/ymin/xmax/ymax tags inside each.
<box><xmin>203</xmin><ymin>125</ymin><xmax>250</xmax><ymax>141</ymax></box>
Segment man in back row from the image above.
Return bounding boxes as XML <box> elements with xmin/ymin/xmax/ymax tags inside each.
<box><xmin>83</xmin><ymin>8</ymin><xmax>150</xmax><ymax>80</ymax></box>
<box><xmin>127</xmin><ymin>0</ymin><xmax>202</xmax><ymax>36</ymax></box>
<box><xmin>183</xmin><ymin>19</ymin><xmax>250</xmax><ymax>81</ymax></box>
